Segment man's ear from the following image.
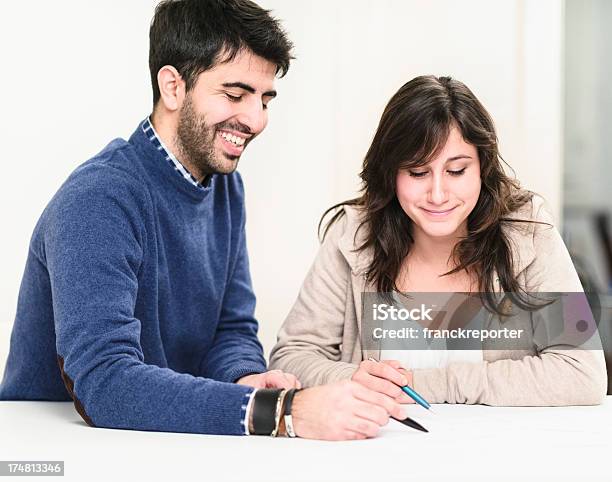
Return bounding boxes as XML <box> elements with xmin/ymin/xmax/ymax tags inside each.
<box><xmin>157</xmin><ymin>65</ymin><xmax>185</xmax><ymax>112</ymax></box>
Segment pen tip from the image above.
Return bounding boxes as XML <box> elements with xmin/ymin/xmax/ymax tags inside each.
<box><xmin>394</xmin><ymin>416</ymin><xmax>429</xmax><ymax>433</ymax></box>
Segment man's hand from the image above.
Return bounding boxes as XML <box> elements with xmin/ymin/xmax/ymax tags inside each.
<box><xmin>290</xmin><ymin>380</ymin><xmax>406</xmax><ymax>441</ymax></box>
<box><xmin>351</xmin><ymin>359</ymin><xmax>414</xmax><ymax>404</ymax></box>
<box><xmin>236</xmin><ymin>369</ymin><xmax>301</xmax><ymax>389</ymax></box>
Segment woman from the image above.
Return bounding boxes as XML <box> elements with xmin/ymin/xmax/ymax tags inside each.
<box><xmin>270</xmin><ymin>75</ymin><xmax>607</xmax><ymax>406</ymax></box>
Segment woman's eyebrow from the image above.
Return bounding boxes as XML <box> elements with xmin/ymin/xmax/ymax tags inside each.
<box><xmin>445</xmin><ymin>155</ymin><xmax>473</xmax><ymax>162</ymax></box>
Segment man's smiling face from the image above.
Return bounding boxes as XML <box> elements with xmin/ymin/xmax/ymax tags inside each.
<box><xmin>174</xmin><ymin>49</ymin><xmax>278</xmax><ymax>177</ymax></box>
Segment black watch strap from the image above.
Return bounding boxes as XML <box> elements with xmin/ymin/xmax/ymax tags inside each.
<box><xmin>252</xmin><ymin>389</ymin><xmax>281</xmax><ymax>435</ymax></box>
<box><xmin>283</xmin><ymin>388</ymin><xmax>301</xmax><ymax>438</ymax></box>
<box><xmin>283</xmin><ymin>388</ymin><xmax>300</xmax><ymax>416</ymax></box>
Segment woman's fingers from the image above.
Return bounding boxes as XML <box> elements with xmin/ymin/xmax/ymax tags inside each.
<box><xmin>264</xmin><ymin>370</ymin><xmax>301</xmax><ymax>389</ymax></box>
<box><xmin>362</xmin><ymin>360</ymin><xmax>408</xmax><ymax>386</ymax></box>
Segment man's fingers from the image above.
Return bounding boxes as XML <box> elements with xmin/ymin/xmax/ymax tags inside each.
<box><xmin>346</xmin><ymin>416</ymin><xmax>381</xmax><ymax>438</ymax></box>
<box><xmin>353</xmin><ymin>400</ymin><xmax>389</xmax><ymax>427</ymax></box>
<box><xmin>344</xmin><ymin>430</ymin><xmax>368</xmax><ymax>441</ymax></box>
<box><xmin>352</xmin><ymin>383</ymin><xmax>404</xmax><ymax>420</ymax></box>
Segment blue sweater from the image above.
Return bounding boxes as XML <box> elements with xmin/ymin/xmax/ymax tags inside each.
<box><xmin>0</xmin><ymin>121</ymin><xmax>267</xmax><ymax>435</ymax></box>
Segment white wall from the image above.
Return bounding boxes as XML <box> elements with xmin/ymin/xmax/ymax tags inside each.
<box><xmin>248</xmin><ymin>0</ymin><xmax>564</xmax><ymax>353</ymax></box>
<box><xmin>561</xmin><ymin>0</ymin><xmax>612</xmax><ymax>291</ymax></box>
<box><xmin>0</xmin><ymin>0</ymin><xmax>564</xmax><ymax>365</ymax></box>
<box><xmin>564</xmin><ymin>0</ymin><xmax>612</xmax><ymax>210</ymax></box>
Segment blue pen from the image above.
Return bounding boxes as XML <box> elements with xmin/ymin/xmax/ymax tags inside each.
<box><xmin>368</xmin><ymin>357</ymin><xmax>436</xmax><ymax>414</ymax></box>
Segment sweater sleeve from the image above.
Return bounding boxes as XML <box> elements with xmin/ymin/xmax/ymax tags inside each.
<box><xmin>45</xmin><ymin>167</ymin><xmax>253</xmax><ymax>435</ymax></box>
<box><xmin>198</xmin><ymin>209</ymin><xmax>267</xmax><ymax>383</ymax></box>
<box><xmin>412</xmin><ymin>197</ymin><xmax>608</xmax><ymax>406</ymax></box>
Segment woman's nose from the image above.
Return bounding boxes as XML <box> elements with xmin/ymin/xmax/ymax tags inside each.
<box><xmin>428</xmin><ymin>174</ymin><xmax>449</xmax><ymax>205</ymax></box>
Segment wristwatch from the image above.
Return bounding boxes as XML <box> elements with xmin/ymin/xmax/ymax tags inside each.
<box><xmin>283</xmin><ymin>388</ymin><xmax>301</xmax><ymax>438</ymax></box>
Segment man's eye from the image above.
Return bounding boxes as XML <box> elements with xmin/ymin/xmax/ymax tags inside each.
<box><xmin>225</xmin><ymin>93</ymin><xmax>242</xmax><ymax>102</ymax></box>
<box><xmin>408</xmin><ymin>171</ymin><xmax>427</xmax><ymax>178</ymax></box>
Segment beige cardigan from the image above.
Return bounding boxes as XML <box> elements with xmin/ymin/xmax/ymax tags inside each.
<box><xmin>269</xmin><ymin>196</ymin><xmax>608</xmax><ymax>406</ymax></box>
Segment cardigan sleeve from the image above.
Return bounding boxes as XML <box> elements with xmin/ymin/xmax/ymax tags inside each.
<box><xmin>412</xmin><ymin>196</ymin><xmax>608</xmax><ymax>406</ymax></box>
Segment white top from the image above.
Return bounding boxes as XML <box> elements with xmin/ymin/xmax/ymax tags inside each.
<box><xmin>381</xmin><ymin>292</ymin><xmax>484</xmax><ymax>369</ymax></box>
<box><xmin>380</xmin><ymin>348</ymin><xmax>483</xmax><ymax>369</ymax></box>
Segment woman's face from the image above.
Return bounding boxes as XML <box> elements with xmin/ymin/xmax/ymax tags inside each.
<box><xmin>396</xmin><ymin>126</ymin><xmax>481</xmax><ymax>242</ymax></box>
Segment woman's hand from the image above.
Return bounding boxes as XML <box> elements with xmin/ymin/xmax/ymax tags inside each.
<box><xmin>236</xmin><ymin>369</ymin><xmax>301</xmax><ymax>389</ymax></box>
<box><xmin>291</xmin><ymin>380</ymin><xmax>406</xmax><ymax>440</ymax></box>
<box><xmin>351</xmin><ymin>359</ymin><xmax>414</xmax><ymax>404</ymax></box>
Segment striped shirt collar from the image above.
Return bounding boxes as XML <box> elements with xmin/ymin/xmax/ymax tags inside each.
<box><xmin>141</xmin><ymin>117</ymin><xmax>208</xmax><ymax>190</ymax></box>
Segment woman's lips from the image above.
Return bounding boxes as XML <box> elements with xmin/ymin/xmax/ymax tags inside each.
<box><xmin>420</xmin><ymin>206</ymin><xmax>457</xmax><ymax>217</ymax></box>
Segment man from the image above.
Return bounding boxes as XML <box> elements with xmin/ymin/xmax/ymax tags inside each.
<box><xmin>0</xmin><ymin>0</ymin><xmax>405</xmax><ymax>440</ymax></box>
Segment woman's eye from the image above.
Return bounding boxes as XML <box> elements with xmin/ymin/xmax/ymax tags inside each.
<box><xmin>448</xmin><ymin>168</ymin><xmax>466</xmax><ymax>176</ymax></box>
<box><xmin>408</xmin><ymin>171</ymin><xmax>427</xmax><ymax>178</ymax></box>
<box><xmin>225</xmin><ymin>93</ymin><xmax>242</xmax><ymax>102</ymax></box>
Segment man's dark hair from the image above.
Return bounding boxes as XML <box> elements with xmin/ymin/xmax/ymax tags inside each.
<box><xmin>149</xmin><ymin>0</ymin><xmax>293</xmax><ymax>107</ymax></box>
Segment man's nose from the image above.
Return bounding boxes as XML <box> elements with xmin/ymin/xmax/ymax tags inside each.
<box><xmin>236</xmin><ymin>98</ymin><xmax>268</xmax><ymax>135</ymax></box>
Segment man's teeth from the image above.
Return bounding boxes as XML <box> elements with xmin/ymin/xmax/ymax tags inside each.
<box><xmin>220</xmin><ymin>132</ymin><xmax>246</xmax><ymax>146</ymax></box>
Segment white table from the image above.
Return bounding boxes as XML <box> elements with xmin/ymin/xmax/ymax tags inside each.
<box><xmin>1</xmin><ymin>399</ymin><xmax>611</xmax><ymax>482</ymax></box>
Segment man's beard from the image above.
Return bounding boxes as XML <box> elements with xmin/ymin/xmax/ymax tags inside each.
<box><xmin>175</xmin><ymin>94</ymin><xmax>241</xmax><ymax>178</ymax></box>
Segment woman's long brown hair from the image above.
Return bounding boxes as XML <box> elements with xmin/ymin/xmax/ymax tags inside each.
<box><xmin>320</xmin><ymin>75</ymin><xmax>545</xmax><ymax>314</ymax></box>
